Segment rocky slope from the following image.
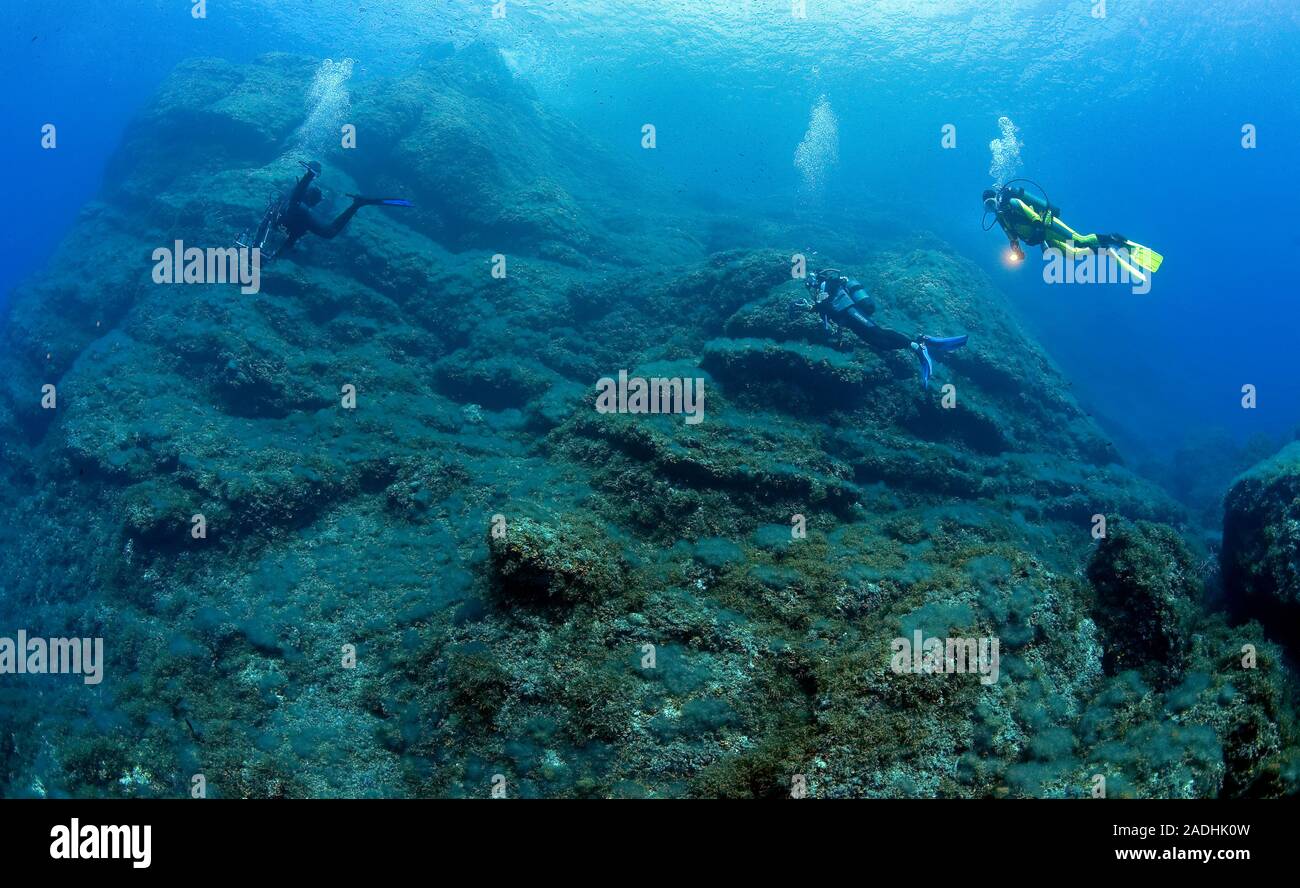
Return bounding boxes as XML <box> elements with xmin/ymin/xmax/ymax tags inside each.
<box><xmin>0</xmin><ymin>43</ymin><xmax>1295</xmax><ymax>798</ymax></box>
<box><xmin>1223</xmin><ymin>442</ymin><xmax>1300</xmax><ymax>646</ymax></box>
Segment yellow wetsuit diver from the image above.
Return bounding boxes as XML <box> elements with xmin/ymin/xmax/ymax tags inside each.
<box><xmin>982</xmin><ymin>182</ymin><xmax>1163</xmax><ymax>283</ymax></box>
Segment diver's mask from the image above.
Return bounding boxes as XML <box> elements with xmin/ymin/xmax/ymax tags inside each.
<box><xmin>982</xmin><ymin>189</ymin><xmax>1000</xmax><ymax>214</ymax></box>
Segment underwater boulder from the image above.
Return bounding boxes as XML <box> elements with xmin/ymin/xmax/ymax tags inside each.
<box><xmin>657</xmin><ymin>251</ymin><xmax>792</xmax><ymax>332</ymax></box>
<box><xmin>724</xmin><ymin>291</ymin><xmax>822</xmax><ymax>342</ymax></box>
<box><xmin>1222</xmin><ymin>442</ymin><xmax>1300</xmax><ymax>644</ymax></box>
<box><xmin>340</xmin><ymin>43</ymin><xmax>619</xmax><ymax>259</ymax></box>
<box><xmin>700</xmin><ymin>337</ymin><xmax>886</xmax><ymax>412</ymax></box>
<box><xmin>561</xmin><ymin>403</ymin><xmax>861</xmax><ymax>525</ymax></box>
<box><xmin>106</xmin><ymin>54</ymin><xmax>320</xmax><ymax>206</ymax></box>
<box><xmin>896</xmin><ymin>395</ymin><xmax>1011</xmax><ymax>455</ymax></box>
<box><xmin>122</xmin><ymin>478</ymin><xmax>196</xmax><ymax>549</ymax></box>
<box><xmin>433</xmin><ymin>350</ymin><xmax>554</xmax><ymax>410</ymax></box>
<box><xmin>1087</xmin><ymin>520</ymin><xmax>1200</xmax><ymax>687</ymax></box>
<box><xmin>488</xmin><ymin>516</ymin><xmax>627</xmax><ymax>606</ymax></box>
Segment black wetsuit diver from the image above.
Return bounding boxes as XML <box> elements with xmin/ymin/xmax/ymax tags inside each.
<box><xmin>245</xmin><ymin>161</ymin><xmax>412</xmax><ymax>258</ymax></box>
<box><xmin>792</xmin><ymin>269</ymin><xmax>968</xmax><ymax>389</ymax></box>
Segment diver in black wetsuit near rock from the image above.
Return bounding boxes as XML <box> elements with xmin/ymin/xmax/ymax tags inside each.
<box><xmin>238</xmin><ymin>161</ymin><xmax>412</xmax><ymax>258</ymax></box>
<box><xmin>791</xmin><ymin>268</ymin><xmax>969</xmax><ymax>389</ymax></box>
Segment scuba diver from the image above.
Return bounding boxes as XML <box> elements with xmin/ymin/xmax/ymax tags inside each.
<box><xmin>237</xmin><ymin>161</ymin><xmax>412</xmax><ymax>258</ymax></box>
<box><xmin>982</xmin><ymin>179</ymin><xmax>1163</xmax><ymax>282</ymax></box>
<box><xmin>790</xmin><ymin>269</ymin><xmax>969</xmax><ymax>390</ymax></box>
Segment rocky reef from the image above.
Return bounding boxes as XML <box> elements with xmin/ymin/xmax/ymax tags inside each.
<box><xmin>1</xmin><ymin>43</ymin><xmax>1296</xmax><ymax>799</ymax></box>
<box><xmin>1223</xmin><ymin>442</ymin><xmax>1300</xmax><ymax>648</ymax></box>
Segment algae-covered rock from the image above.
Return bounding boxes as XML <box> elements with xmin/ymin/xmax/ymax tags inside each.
<box><xmin>488</xmin><ymin>516</ymin><xmax>627</xmax><ymax>605</ymax></box>
<box><xmin>1087</xmin><ymin>521</ymin><xmax>1199</xmax><ymax>687</ymax></box>
<box><xmin>433</xmin><ymin>351</ymin><xmax>554</xmax><ymax>410</ymax></box>
<box><xmin>1222</xmin><ymin>441</ymin><xmax>1300</xmax><ymax>644</ymax></box>
<box><xmin>106</xmin><ymin>54</ymin><xmax>321</xmax><ymax>211</ymax></box>
<box><xmin>700</xmin><ymin>337</ymin><xmax>887</xmax><ymax>411</ymax></box>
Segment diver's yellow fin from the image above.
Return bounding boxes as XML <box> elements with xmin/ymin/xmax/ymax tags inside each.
<box><xmin>1107</xmin><ymin>247</ymin><xmax>1147</xmax><ymax>285</ymax></box>
<box><xmin>1126</xmin><ymin>241</ymin><xmax>1163</xmax><ymax>273</ymax></box>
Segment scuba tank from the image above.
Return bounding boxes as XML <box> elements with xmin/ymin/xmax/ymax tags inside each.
<box><xmin>1005</xmin><ymin>186</ymin><xmax>1061</xmax><ymax>218</ymax></box>
<box><xmin>1000</xmin><ymin>178</ymin><xmax>1060</xmax><ymax>217</ymax></box>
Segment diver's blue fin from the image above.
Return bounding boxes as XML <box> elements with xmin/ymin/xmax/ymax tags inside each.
<box><xmin>922</xmin><ymin>334</ymin><xmax>968</xmax><ymax>353</ymax></box>
<box><xmin>912</xmin><ymin>342</ymin><xmax>933</xmax><ymax>390</ymax></box>
<box><xmin>348</xmin><ymin>194</ymin><xmax>413</xmax><ymax>207</ymax></box>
